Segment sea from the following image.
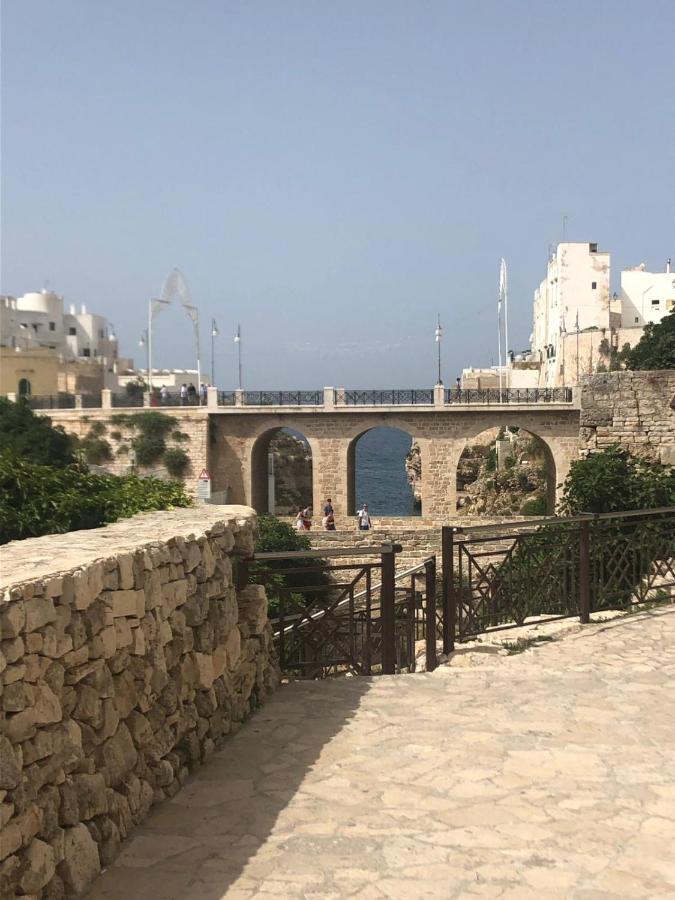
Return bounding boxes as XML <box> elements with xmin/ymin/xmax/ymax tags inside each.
<box><xmin>355</xmin><ymin>427</ymin><xmax>420</xmax><ymax>517</ymax></box>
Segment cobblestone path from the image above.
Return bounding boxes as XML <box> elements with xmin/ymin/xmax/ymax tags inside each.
<box><xmin>89</xmin><ymin>608</ymin><xmax>675</xmax><ymax>899</ymax></box>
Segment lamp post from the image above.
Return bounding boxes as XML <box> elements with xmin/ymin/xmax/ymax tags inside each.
<box><xmin>211</xmin><ymin>319</ymin><xmax>219</xmax><ymax>387</ymax></box>
<box><xmin>234</xmin><ymin>323</ymin><xmax>242</xmax><ymax>390</ymax></box>
<box><xmin>147</xmin><ymin>298</ymin><xmax>171</xmax><ymax>394</ymax></box>
<box><xmin>139</xmin><ymin>330</ymin><xmax>149</xmax><ymax>384</ymax></box>
<box><xmin>434</xmin><ymin>314</ymin><xmax>443</xmax><ymax>385</ymax></box>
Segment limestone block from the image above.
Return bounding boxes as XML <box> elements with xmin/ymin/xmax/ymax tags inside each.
<box><xmin>194</xmin><ymin>652</ymin><xmax>215</xmax><ymax>689</ymax></box>
<box><xmin>112</xmin><ymin>670</ymin><xmax>137</xmax><ymax>720</ymax></box>
<box><xmin>125</xmin><ymin>710</ymin><xmax>153</xmax><ymax>749</ymax></box>
<box><xmin>111</xmin><ymin>589</ymin><xmax>145</xmax><ymax>619</ymax></box>
<box><xmin>0</xmin><ymin>735</ymin><xmax>21</xmax><ymax>788</ymax></box>
<box><xmin>34</xmin><ymin>683</ymin><xmax>62</xmax><ymax>725</ymax></box>
<box><xmin>57</xmin><ymin>824</ymin><xmax>100</xmax><ymax>896</ymax></box>
<box><xmin>118</xmin><ymin>554</ymin><xmax>134</xmax><ymax>590</ymax></box>
<box><xmin>24</xmin><ymin>597</ymin><xmax>57</xmax><ymax>633</ymax></box>
<box><xmin>2</xmin><ymin>680</ymin><xmax>33</xmax><ymax>712</ymax></box>
<box><xmin>24</xmin><ymin>653</ymin><xmax>52</xmax><ymax>683</ymax></box>
<box><xmin>0</xmin><ymin>803</ymin><xmax>13</xmax><ymax>829</ymax></box>
<box><xmin>5</xmin><ymin>707</ymin><xmax>37</xmax><ymax>743</ymax></box>
<box><xmin>0</xmin><ymin>822</ymin><xmax>21</xmax><ymax>861</ymax></box>
<box><xmin>2</xmin><ymin>662</ymin><xmax>25</xmax><ymax>685</ymax></box>
<box><xmin>226</xmin><ymin>626</ymin><xmax>242</xmax><ymax>669</ymax></box>
<box><xmin>73</xmin><ymin>773</ymin><xmax>108</xmax><ymax>820</ymax></box>
<box><xmin>99</xmin><ymin>723</ymin><xmax>137</xmax><ymax>787</ymax></box>
<box><xmin>130</xmin><ymin>626</ymin><xmax>145</xmax><ymax>656</ymax></box>
<box><xmin>2</xmin><ymin>636</ymin><xmax>24</xmax><ymax>664</ymax></box>
<box><xmin>114</xmin><ymin>617</ymin><xmax>133</xmax><ymax>649</ymax></box>
<box><xmin>0</xmin><ymin>601</ymin><xmax>25</xmax><ymax>639</ymax></box>
<box><xmin>15</xmin><ymin>804</ymin><xmax>43</xmax><ymax>844</ymax></box>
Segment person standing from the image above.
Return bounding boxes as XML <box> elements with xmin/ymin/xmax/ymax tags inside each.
<box><xmin>323</xmin><ymin>498</ymin><xmax>334</xmax><ymax>518</ymax></box>
<box><xmin>187</xmin><ymin>382</ymin><xmax>197</xmax><ymax>404</ymax></box>
<box><xmin>357</xmin><ymin>503</ymin><xmax>371</xmax><ymax>531</ymax></box>
<box><xmin>180</xmin><ymin>383</ymin><xmax>188</xmax><ymax>406</ymax></box>
<box><xmin>160</xmin><ymin>385</ymin><xmax>168</xmax><ymax>404</ymax></box>
<box><xmin>200</xmin><ymin>382</ymin><xmax>207</xmax><ymax>404</ymax></box>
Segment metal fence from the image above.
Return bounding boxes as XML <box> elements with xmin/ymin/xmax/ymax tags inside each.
<box><xmin>26</xmin><ymin>394</ymin><xmax>76</xmax><ymax>410</ymax></box>
<box><xmin>81</xmin><ymin>393</ymin><xmax>102</xmax><ymax>409</ymax></box>
<box><xmin>445</xmin><ymin>387</ymin><xmax>573</xmax><ymax>404</ymax></box>
<box><xmin>242</xmin><ymin>391</ymin><xmax>323</xmax><ymax>406</ymax></box>
<box><xmin>442</xmin><ymin>507</ymin><xmax>675</xmax><ymax>646</ymax></box>
<box><xmin>218</xmin><ymin>391</ymin><xmax>236</xmax><ymax>406</ymax></box>
<box><xmin>344</xmin><ymin>389</ymin><xmax>434</xmax><ymax>405</ymax></box>
<box><xmin>248</xmin><ymin>545</ymin><xmax>438</xmax><ymax>678</ymax></box>
<box><xmin>111</xmin><ymin>392</ymin><xmax>143</xmax><ymax>408</ymax></box>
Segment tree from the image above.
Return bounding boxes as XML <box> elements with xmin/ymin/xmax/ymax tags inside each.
<box><xmin>0</xmin><ymin>397</ymin><xmax>75</xmax><ymax>467</ymax></box>
<box><xmin>623</xmin><ymin>310</ymin><xmax>675</xmax><ymax>370</ymax></box>
<box><xmin>559</xmin><ymin>446</ymin><xmax>675</xmax><ymax>515</ymax></box>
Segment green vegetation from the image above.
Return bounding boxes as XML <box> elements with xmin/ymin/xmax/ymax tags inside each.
<box><xmin>163</xmin><ymin>447</ymin><xmax>190</xmax><ymax>477</ymax></box>
<box><xmin>0</xmin><ymin>453</ymin><xmax>190</xmax><ymax>544</ymax></box>
<box><xmin>0</xmin><ymin>399</ymin><xmax>191</xmax><ymax>544</ymax></box>
<box><xmin>623</xmin><ymin>310</ymin><xmax>675</xmax><ymax>370</ymax></box>
<box><xmin>501</xmin><ymin>635</ymin><xmax>555</xmax><ymax>655</ymax></box>
<box><xmin>0</xmin><ymin>397</ymin><xmax>75</xmax><ymax>467</ymax></box>
<box><xmin>125</xmin><ymin>378</ymin><xmax>147</xmax><ymax>398</ymax></box>
<box><xmin>559</xmin><ymin>446</ymin><xmax>675</xmax><ymax>515</ymax></box>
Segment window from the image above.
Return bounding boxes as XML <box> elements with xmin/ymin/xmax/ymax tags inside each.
<box><xmin>651</xmin><ymin>298</ymin><xmax>660</xmax><ymax>307</ymax></box>
<box><xmin>32</xmin><ymin>323</ymin><xmax>40</xmax><ymax>332</ymax></box>
<box><xmin>68</xmin><ymin>327</ymin><xmax>77</xmax><ymax>336</ymax></box>
<box><xmin>49</xmin><ymin>321</ymin><xmax>55</xmax><ymax>331</ymax></box>
<box><xmin>591</xmin><ymin>282</ymin><xmax>597</xmax><ymax>290</ymax></box>
<box><xmin>83</xmin><ymin>348</ymin><xmax>91</xmax><ymax>357</ymax></box>
<box><xmin>99</xmin><ymin>329</ymin><xmax>105</xmax><ymax>339</ymax></box>
<box><xmin>635</xmin><ymin>317</ymin><xmax>639</xmax><ymax>323</ymax></box>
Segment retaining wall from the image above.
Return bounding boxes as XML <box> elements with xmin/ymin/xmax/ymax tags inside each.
<box><xmin>0</xmin><ymin>506</ymin><xmax>278</xmax><ymax>898</ymax></box>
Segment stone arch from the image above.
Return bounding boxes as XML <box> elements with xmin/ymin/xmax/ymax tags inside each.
<box><xmin>18</xmin><ymin>377</ymin><xmax>31</xmax><ymax>396</ymax></box>
<box><xmin>249</xmin><ymin>425</ymin><xmax>316</xmax><ymax>515</ymax></box>
<box><xmin>455</xmin><ymin>420</ymin><xmax>561</xmax><ymax>515</ymax></box>
<box><xmin>346</xmin><ymin>423</ymin><xmax>420</xmax><ymax>516</ymax></box>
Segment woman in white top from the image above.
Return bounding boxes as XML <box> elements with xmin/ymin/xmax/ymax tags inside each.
<box><xmin>357</xmin><ymin>504</ymin><xmax>371</xmax><ymax>530</ymax></box>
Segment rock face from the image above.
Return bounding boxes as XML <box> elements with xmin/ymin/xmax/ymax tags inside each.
<box><xmin>405</xmin><ymin>441</ymin><xmax>422</xmax><ymax>508</ymax></box>
<box><xmin>270</xmin><ymin>431</ymin><xmax>312</xmax><ymax>515</ymax></box>
<box><xmin>0</xmin><ymin>506</ymin><xmax>278</xmax><ymax>898</ymax></box>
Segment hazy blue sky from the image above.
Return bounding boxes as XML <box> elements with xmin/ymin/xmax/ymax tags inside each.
<box><xmin>2</xmin><ymin>0</ymin><xmax>673</xmax><ymax>388</ymax></box>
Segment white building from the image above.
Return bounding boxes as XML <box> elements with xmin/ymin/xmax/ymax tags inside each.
<box><xmin>1</xmin><ymin>290</ymin><xmax>118</xmax><ymax>362</ymax></box>
<box><xmin>531</xmin><ymin>242</ymin><xmax>616</xmax><ymax>387</ymax></box>
<box><xmin>620</xmin><ymin>260</ymin><xmax>675</xmax><ymax>328</ymax></box>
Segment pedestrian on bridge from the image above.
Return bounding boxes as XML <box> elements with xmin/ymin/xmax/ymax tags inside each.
<box><xmin>357</xmin><ymin>504</ymin><xmax>371</xmax><ymax>531</ymax></box>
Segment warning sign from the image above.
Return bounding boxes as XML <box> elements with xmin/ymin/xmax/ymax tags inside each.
<box><xmin>197</xmin><ymin>469</ymin><xmax>211</xmax><ymax>501</ymax></box>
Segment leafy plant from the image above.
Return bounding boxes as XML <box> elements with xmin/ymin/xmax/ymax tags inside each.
<box><xmin>171</xmin><ymin>430</ymin><xmax>190</xmax><ymax>443</ymax></box>
<box><xmin>132</xmin><ymin>434</ymin><xmax>166</xmax><ymax>467</ymax></box>
<box><xmin>623</xmin><ymin>310</ymin><xmax>675</xmax><ymax>370</ymax></box>
<box><xmin>79</xmin><ymin>436</ymin><xmax>113</xmax><ymax>465</ymax></box>
<box><xmin>163</xmin><ymin>447</ymin><xmax>190</xmax><ymax>477</ymax></box>
<box><xmin>89</xmin><ymin>421</ymin><xmax>107</xmax><ymax>437</ymax></box>
<box><xmin>0</xmin><ymin>397</ymin><xmax>75</xmax><ymax>468</ymax></box>
<box><xmin>520</xmin><ymin>495</ymin><xmax>547</xmax><ymax>516</ymax></box>
<box><xmin>0</xmin><ymin>451</ymin><xmax>191</xmax><ymax>544</ymax></box>
<box><xmin>110</xmin><ymin>430</ymin><xmax>123</xmax><ymax>441</ymax></box>
<box><xmin>125</xmin><ymin>378</ymin><xmax>147</xmax><ymax>398</ymax></box>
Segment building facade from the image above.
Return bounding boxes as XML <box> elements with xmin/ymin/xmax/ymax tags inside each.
<box><xmin>620</xmin><ymin>261</ymin><xmax>675</xmax><ymax>328</ymax></box>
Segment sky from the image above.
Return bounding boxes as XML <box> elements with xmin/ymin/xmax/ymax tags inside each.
<box><xmin>2</xmin><ymin>0</ymin><xmax>674</xmax><ymax>389</ymax></box>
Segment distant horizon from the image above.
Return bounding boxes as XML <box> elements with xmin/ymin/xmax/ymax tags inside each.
<box><xmin>2</xmin><ymin>1</ymin><xmax>673</xmax><ymax>388</ymax></box>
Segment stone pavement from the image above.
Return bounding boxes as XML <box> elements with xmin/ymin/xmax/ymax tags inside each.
<box><xmin>88</xmin><ymin>607</ymin><xmax>675</xmax><ymax>899</ymax></box>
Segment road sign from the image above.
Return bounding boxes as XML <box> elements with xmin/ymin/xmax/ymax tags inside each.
<box><xmin>197</xmin><ymin>469</ymin><xmax>211</xmax><ymax>501</ymax></box>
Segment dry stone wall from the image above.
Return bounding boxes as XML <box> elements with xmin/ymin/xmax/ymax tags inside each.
<box><xmin>580</xmin><ymin>371</ymin><xmax>675</xmax><ymax>464</ymax></box>
<box><xmin>0</xmin><ymin>507</ymin><xmax>278</xmax><ymax>898</ymax></box>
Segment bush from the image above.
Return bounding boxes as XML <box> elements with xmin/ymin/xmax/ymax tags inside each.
<box><xmin>89</xmin><ymin>421</ymin><xmax>107</xmax><ymax>437</ymax></box>
<box><xmin>110</xmin><ymin>430</ymin><xmax>123</xmax><ymax>441</ymax></box>
<box><xmin>80</xmin><ymin>436</ymin><xmax>113</xmax><ymax>465</ymax></box>
<box><xmin>171</xmin><ymin>430</ymin><xmax>190</xmax><ymax>443</ymax></box>
<box><xmin>163</xmin><ymin>447</ymin><xmax>190</xmax><ymax>477</ymax></box>
<box><xmin>623</xmin><ymin>310</ymin><xmax>675</xmax><ymax>370</ymax></box>
<box><xmin>125</xmin><ymin>379</ymin><xmax>147</xmax><ymax>398</ymax></box>
<box><xmin>0</xmin><ymin>452</ymin><xmax>191</xmax><ymax>544</ymax></box>
<box><xmin>132</xmin><ymin>434</ymin><xmax>166</xmax><ymax>467</ymax></box>
<box><xmin>558</xmin><ymin>446</ymin><xmax>675</xmax><ymax>515</ymax></box>
<box><xmin>520</xmin><ymin>495</ymin><xmax>548</xmax><ymax>516</ymax></box>
<box><xmin>0</xmin><ymin>398</ymin><xmax>75</xmax><ymax>467</ymax></box>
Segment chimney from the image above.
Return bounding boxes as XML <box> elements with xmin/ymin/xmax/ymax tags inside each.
<box><xmin>81</xmin><ymin>304</ymin><xmax>87</xmax><ymax>315</ymax></box>
<box><xmin>69</xmin><ymin>304</ymin><xmax>75</xmax><ymax>315</ymax></box>
<box><xmin>667</xmin><ymin>258</ymin><xmax>672</xmax><ymax>274</ymax></box>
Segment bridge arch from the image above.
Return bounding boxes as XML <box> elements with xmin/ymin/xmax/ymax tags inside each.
<box><xmin>249</xmin><ymin>425</ymin><xmax>317</xmax><ymax>516</ymax></box>
<box><xmin>346</xmin><ymin>424</ymin><xmax>420</xmax><ymax>517</ymax></box>
<box><xmin>454</xmin><ymin>420</ymin><xmax>561</xmax><ymax>515</ymax></box>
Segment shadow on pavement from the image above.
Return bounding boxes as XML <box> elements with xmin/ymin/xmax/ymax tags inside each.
<box><xmin>87</xmin><ymin>677</ymin><xmax>371</xmax><ymax>899</ymax></box>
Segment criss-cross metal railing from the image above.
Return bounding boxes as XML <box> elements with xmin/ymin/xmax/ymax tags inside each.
<box><xmin>344</xmin><ymin>389</ymin><xmax>434</xmax><ymax>405</ymax></box>
<box><xmin>441</xmin><ymin>508</ymin><xmax>675</xmax><ymax>647</ymax></box>
<box><xmin>242</xmin><ymin>391</ymin><xmax>323</xmax><ymax>406</ymax></box>
<box><xmin>247</xmin><ymin>545</ymin><xmax>439</xmax><ymax>678</ymax></box>
<box><xmin>445</xmin><ymin>387</ymin><xmax>573</xmax><ymax>404</ymax></box>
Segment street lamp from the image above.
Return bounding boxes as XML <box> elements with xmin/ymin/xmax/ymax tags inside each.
<box><xmin>138</xmin><ymin>330</ymin><xmax>149</xmax><ymax>383</ymax></box>
<box><xmin>234</xmin><ymin>324</ymin><xmax>242</xmax><ymax>390</ymax></box>
<box><xmin>434</xmin><ymin>314</ymin><xmax>443</xmax><ymax>385</ymax></box>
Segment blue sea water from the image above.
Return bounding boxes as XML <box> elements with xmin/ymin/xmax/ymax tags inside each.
<box><xmin>355</xmin><ymin>427</ymin><xmax>420</xmax><ymax>517</ymax></box>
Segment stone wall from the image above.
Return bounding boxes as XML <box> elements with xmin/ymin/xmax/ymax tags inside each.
<box><xmin>580</xmin><ymin>371</ymin><xmax>675</xmax><ymax>464</ymax></box>
<box><xmin>0</xmin><ymin>507</ymin><xmax>278</xmax><ymax>898</ymax></box>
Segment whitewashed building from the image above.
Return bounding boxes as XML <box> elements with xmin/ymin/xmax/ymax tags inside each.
<box><xmin>620</xmin><ymin>261</ymin><xmax>675</xmax><ymax>328</ymax></box>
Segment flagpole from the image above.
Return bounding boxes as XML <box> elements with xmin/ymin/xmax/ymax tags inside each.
<box><xmin>497</xmin><ymin>264</ymin><xmax>503</xmax><ymax>403</ymax></box>
<box><xmin>211</xmin><ymin>320</ymin><xmax>215</xmax><ymax>387</ymax></box>
<box><xmin>147</xmin><ymin>300</ymin><xmax>153</xmax><ymax>395</ymax></box>
<box><xmin>503</xmin><ymin>260</ymin><xmax>509</xmax><ymax>391</ymax></box>
<box><xmin>195</xmin><ymin>309</ymin><xmax>202</xmax><ymax>405</ymax></box>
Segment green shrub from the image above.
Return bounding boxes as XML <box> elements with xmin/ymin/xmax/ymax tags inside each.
<box><xmin>80</xmin><ymin>437</ymin><xmax>113</xmax><ymax>465</ymax></box>
<box><xmin>623</xmin><ymin>310</ymin><xmax>675</xmax><ymax>370</ymax></box>
<box><xmin>110</xmin><ymin>414</ymin><xmax>137</xmax><ymax>428</ymax></box>
<box><xmin>171</xmin><ymin>430</ymin><xmax>190</xmax><ymax>443</ymax></box>
<box><xmin>163</xmin><ymin>448</ymin><xmax>190</xmax><ymax>477</ymax></box>
<box><xmin>0</xmin><ymin>452</ymin><xmax>191</xmax><ymax>544</ymax></box>
<box><xmin>0</xmin><ymin>398</ymin><xmax>75</xmax><ymax>468</ymax></box>
<box><xmin>134</xmin><ymin>412</ymin><xmax>176</xmax><ymax>437</ymax></box>
<box><xmin>520</xmin><ymin>495</ymin><xmax>548</xmax><ymax>516</ymax></box>
<box><xmin>132</xmin><ymin>434</ymin><xmax>166</xmax><ymax>467</ymax></box>
<box><xmin>89</xmin><ymin>421</ymin><xmax>107</xmax><ymax>437</ymax></box>
<box><xmin>125</xmin><ymin>379</ymin><xmax>147</xmax><ymax>398</ymax></box>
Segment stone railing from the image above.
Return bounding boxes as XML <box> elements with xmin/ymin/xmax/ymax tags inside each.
<box><xmin>0</xmin><ymin>507</ymin><xmax>278</xmax><ymax>898</ymax></box>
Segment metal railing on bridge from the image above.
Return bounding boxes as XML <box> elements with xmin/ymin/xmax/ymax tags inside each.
<box><xmin>343</xmin><ymin>389</ymin><xmax>434</xmax><ymax>405</ymax></box>
<box><xmin>26</xmin><ymin>394</ymin><xmax>76</xmax><ymax>410</ymax></box>
<box><xmin>242</xmin><ymin>390</ymin><xmax>323</xmax><ymax>406</ymax></box>
<box><xmin>446</xmin><ymin>387</ymin><xmax>573</xmax><ymax>404</ymax></box>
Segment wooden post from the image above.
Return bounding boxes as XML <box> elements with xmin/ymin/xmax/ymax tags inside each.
<box><xmin>380</xmin><ymin>544</ymin><xmax>396</xmax><ymax>675</ymax></box>
<box><xmin>425</xmin><ymin>557</ymin><xmax>437</xmax><ymax>672</ymax></box>
<box><xmin>441</xmin><ymin>526</ymin><xmax>455</xmax><ymax>653</ymax></box>
<box><xmin>579</xmin><ymin>520</ymin><xmax>591</xmax><ymax>624</ymax></box>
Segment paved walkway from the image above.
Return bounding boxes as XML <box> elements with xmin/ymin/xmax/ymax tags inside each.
<box><xmin>89</xmin><ymin>608</ymin><xmax>675</xmax><ymax>899</ymax></box>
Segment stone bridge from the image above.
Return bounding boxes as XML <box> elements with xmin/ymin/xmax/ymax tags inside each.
<box><xmin>49</xmin><ymin>387</ymin><xmax>581</xmax><ymax>521</ymax></box>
